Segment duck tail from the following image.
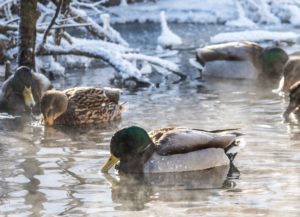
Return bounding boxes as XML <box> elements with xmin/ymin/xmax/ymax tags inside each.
<box><xmin>225</xmin><ymin>138</ymin><xmax>246</xmax><ymax>162</ymax></box>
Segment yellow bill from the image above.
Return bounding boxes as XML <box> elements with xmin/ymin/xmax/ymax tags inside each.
<box><xmin>22</xmin><ymin>86</ymin><xmax>36</xmax><ymax>107</ymax></box>
<box><xmin>45</xmin><ymin>115</ymin><xmax>55</xmax><ymax>126</ymax></box>
<box><xmin>101</xmin><ymin>154</ymin><xmax>119</xmax><ymax>173</ymax></box>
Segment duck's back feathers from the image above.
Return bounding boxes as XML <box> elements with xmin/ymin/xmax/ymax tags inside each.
<box><xmin>196</xmin><ymin>41</ymin><xmax>262</xmax><ymax>64</ymax></box>
<box><xmin>56</xmin><ymin>87</ymin><xmax>122</xmax><ymax>125</ymax></box>
<box><xmin>149</xmin><ymin>127</ymin><xmax>239</xmax><ymax>156</ymax></box>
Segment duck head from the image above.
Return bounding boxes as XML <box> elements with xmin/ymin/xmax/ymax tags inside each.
<box><xmin>260</xmin><ymin>47</ymin><xmax>288</xmax><ymax>80</ymax></box>
<box><xmin>101</xmin><ymin>126</ymin><xmax>154</xmax><ymax>173</ymax></box>
<box><xmin>11</xmin><ymin>66</ymin><xmax>36</xmax><ymax>108</ymax></box>
<box><xmin>40</xmin><ymin>90</ymin><xmax>68</xmax><ymax>126</ymax></box>
<box><xmin>283</xmin><ymin>81</ymin><xmax>300</xmax><ymax>120</ymax></box>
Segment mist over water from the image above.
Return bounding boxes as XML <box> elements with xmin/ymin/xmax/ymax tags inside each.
<box><xmin>0</xmin><ymin>24</ymin><xmax>300</xmax><ymax>216</ymax></box>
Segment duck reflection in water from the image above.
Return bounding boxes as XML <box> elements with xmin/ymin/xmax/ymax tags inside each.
<box><xmin>103</xmin><ymin>164</ymin><xmax>240</xmax><ymax>211</ymax></box>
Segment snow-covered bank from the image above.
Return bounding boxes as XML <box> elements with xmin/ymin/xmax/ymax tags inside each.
<box><xmin>211</xmin><ymin>30</ymin><xmax>300</xmax><ymax>44</ymax></box>
<box><xmin>107</xmin><ymin>0</ymin><xmax>300</xmax><ymax>26</ymax></box>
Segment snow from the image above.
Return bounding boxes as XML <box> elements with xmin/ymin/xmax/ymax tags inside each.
<box><xmin>210</xmin><ymin>30</ymin><xmax>300</xmax><ymax>43</ymax></box>
<box><xmin>40</xmin><ymin>43</ymin><xmax>151</xmax><ymax>83</ymax></box>
<box><xmin>258</xmin><ymin>0</ymin><xmax>280</xmax><ymax>24</ymax></box>
<box><xmin>106</xmin><ymin>0</ymin><xmax>300</xmax><ymax>26</ymax></box>
<box><xmin>36</xmin><ymin>56</ymin><xmax>65</xmax><ymax>77</ymax></box>
<box><xmin>69</xmin><ymin>7</ymin><xmax>128</xmax><ymax>46</ymax></box>
<box><xmin>120</xmin><ymin>0</ymin><xmax>128</xmax><ymax>7</ymax></box>
<box><xmin>226</xmin><ymin>0</ymin><xmax>257</xmax><ymax>27</ymax></box>
<box><xmin>284</xmin><ymin>5</ymin><xmax>300</xmax><ymax>26</ymax></box>
<box><xmin>157</xmin><ymin>11</ymin><xmax>182</xmax><ymax>49</ymax></box>
<box><xmin>121</xmin><ymin>53</ymin><xmax>180</xmax><ymax>73</ymax></box>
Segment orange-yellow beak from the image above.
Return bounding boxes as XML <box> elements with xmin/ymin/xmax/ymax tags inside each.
<box><xmin>101</xmin><ymin>154</ymin><xmax>120</xmax><ymax>173</ymax></box>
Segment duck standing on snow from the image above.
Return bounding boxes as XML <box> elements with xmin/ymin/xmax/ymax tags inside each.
<box><xmin>157</xmin><ymin>11</ymin><xmax>182</xmax><ymax>49</ymax></box>
<box><xmin>193</xmin><ymin>41</ymin><xmax>288</xmax><ymax>81</ymax></box>
<box><xmin>101</xmin><ymin>126</ymin><xmax>243</xmax><ymax>174</ymax></box>
<box><xmin>41</xmin><ymin>87</ymin><xmax>123</xmax><ymax>126</ymax></box>
<box><xmin>0</xmin><ymin>66</ymin><xmax>52</xmax><ymax>113</ymax></box>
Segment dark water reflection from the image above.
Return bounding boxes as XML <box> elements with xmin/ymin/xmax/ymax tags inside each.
<box><xmin>0</xmin><ymin>24</ymin><xmax>300</xmax><ymax>216</ymax></box>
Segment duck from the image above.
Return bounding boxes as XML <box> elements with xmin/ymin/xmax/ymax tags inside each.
<box><xmin>283</xmin><ymin>81</ymin><xmax>300</xmax><ymax>120</ymax></box>
<box><xmin>0</xmin><ymin>66</ymin><xmax>52</xmax><ymax>113</ymax></box>
<box><xmin>193</xmin><ymin>41</ymin><xmax>288</xmax><ymax>81</ymax></box>
<box><xmin>40</xmin><ymin>86</ymin><xmax>123</xmax><ymax>126</ymax></box>
<box><xmin>157</xmin><ymin>11</ymin><xmax>182</xmax><ymax>49</ymax></box>
<box><xmin>275</xmin><ymin>54</ymin><xmax>300</xmax><ymax>94</ymax></box>
<box><xmin>101</xmin><ymin>126</ymin><xmax>243</xmax><ymax>174</ymax></box>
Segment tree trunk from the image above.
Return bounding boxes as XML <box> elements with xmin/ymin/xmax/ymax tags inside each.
<box><xmin>18</xmin><ymin>0</ymin><xmax>38</xmax><ymax>69</ymax></box>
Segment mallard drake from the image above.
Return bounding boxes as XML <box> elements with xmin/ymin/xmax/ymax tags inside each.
<box><xmin>283</xmin><ymin>81</ymin><xmax>300</xmax><ymax>120</ymax></box>
<box><xmin>40</xmin><ymin>87</ymin><xmax>123</xmax><ymax>126</ymax></box>
<box><xmin>0</xmin><ymin>66</ymin><xmax>52</xmax><ymax>113</ymax></box>
<box><xmin>193</xmin><ymin>41</ymin><xmax>288</xmax><ymax>80</ymax></box>
<box><xmin>101</xmin><ymin>126</ymin><xmax>243</xmax><ymax>174</ymax></box>
<box><xmin>276</xmin><ymin>55</ymin><xmax>300</xmax><ymax>93</ymax></box>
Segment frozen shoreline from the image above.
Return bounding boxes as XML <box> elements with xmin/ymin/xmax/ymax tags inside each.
<box><xmin>107</xmin><ymin>0</ymin><xmax>300</xmax><ymax>26</ymax></box>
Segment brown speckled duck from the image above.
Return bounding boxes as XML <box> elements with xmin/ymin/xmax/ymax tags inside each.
<box><xmin>276</xmin><ymin>54</ymin><xmax>300</xmax><ymax>93</ymax></box>
<box><xmin>40</xmin><ymin>87</ymin><xmax>123</xmax><ymax>126</ymax></box>
<box><xmin>283</xmin><ymin>81</ymin><xmax>300</xmax><ymax>120</ymax></box>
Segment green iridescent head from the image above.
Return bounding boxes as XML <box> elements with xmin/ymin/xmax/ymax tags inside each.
<box><xmin>101</xmin><ymin>126</ymin><xmax>153</xmax><ymax>172</ymax></box>
<box><xmin>261</xmin><ymin>47</ymin><xmax>288</xmax><ymax>79</ymax></box>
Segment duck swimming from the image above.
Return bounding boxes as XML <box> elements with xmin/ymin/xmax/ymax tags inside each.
<box><xmin>40</xmin><ymin>87</ymin><xmax>123</xmax><ymax>126</ymax></box>
<box><xmin>194</xmin><ymin>41</ymin><xmax>288</xmax><ymax>81</ymax></box>
<box><xmin>0</xmin><ymin>66</ymin><xmax>52</xmax><ymax>113</ymax></box>
<box><xmin>283</xmin><ymin>81</ymin><xmax>300</xmax><ymax>120</ymax></box>
<box><xmin>101</xmin><ymin>126</ymin><xmax>243</xmax><ymax>174</ymax></box>
<box><xmin>276</xmin><ymin>54</ymin><xmax>300</xmax><ymax>93</ymax></box>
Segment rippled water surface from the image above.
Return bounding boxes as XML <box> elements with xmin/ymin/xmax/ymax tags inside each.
<box><xmin>0</xmin><ymin>24</ymin><xmax>300</xmax><ymax>216</ymax></box>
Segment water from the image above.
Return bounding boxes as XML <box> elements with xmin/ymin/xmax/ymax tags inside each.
<box><xmin>0</xmin><ymin>24</ymin><xmax>300</xmax><ymax>216</ymax></box>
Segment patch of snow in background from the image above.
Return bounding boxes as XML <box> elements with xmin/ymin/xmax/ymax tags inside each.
<box><xmin>284</xmin><ymin>5</ymin><xmax>300</xmax><ymax>26</ymax></box>
<box><xmin>226</xmin><ymin>0</ymin><xmax>257</xmax><ymax>27</ymax></box>
<box><xmin>105</xmin><ymin>0</ymin><xmax>300</xmax><ymax>26</ymax></box>
<box><xmin>210</xmin><ymin>30</ymin><xmax>300</xmax><ymax>43</ymax></box>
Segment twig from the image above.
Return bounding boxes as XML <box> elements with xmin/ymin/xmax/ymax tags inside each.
<box><xmin>0</xmin><ymin>0</ymin><xmax>14</xmax><ymax>9</ymax></box>
<box><xmin>42</xmin><ymin>0</ymin><xmax>63</xmax><ymax>44</ymax></box>
<box><xmin>0</xmin><ymin>23</ymin><xmax>92</xmax><ymax>34</ymax></box>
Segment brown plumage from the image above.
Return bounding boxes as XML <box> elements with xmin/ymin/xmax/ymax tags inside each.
<box><xmin>278</xmin><ymin>55</ymin><xmax>300</xmax><ymax>92</ymax></box>
<box><xmin>40</xmin><ymin>87</ymin><xmax>123</xmax><ymax>126</ymax></box>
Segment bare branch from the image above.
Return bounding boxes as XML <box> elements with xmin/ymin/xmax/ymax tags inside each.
<box><xmin>42</xmin><ymin>0</ymin><xmax>63</xmax><ymax>44</ymax></box>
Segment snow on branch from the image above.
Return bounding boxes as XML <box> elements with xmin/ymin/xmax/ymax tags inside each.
<box><xmin>36</xmin><ymin>42</ymin><xmax>149</xmax><ymax>83</ymax></box>
<box><xmin>69</xmin><ymin>6</ymin><xmax>128</xmax><ymax>46</ymax></box>
<box><xmin>121</xmin><ymin>53</ymin><xmax>186</xmax><ymax>80</ymax></box>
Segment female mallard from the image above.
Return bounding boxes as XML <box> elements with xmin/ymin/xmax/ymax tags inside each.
<box><xmin>0</xmin><ymin>66</ymin><xmax>52</xmax><ymax>113</ymax></box>
<box><xmin>193</xmin><ymin>41</ymin><xmax>288</xmax><ymax>80</ymax></box>
<box><xmin>40</xmin><ymin>87</ymin><xmax>123</xmax><ymax>126</ymax></box>
<box><xmin>276</xmin><ymin>54</ymin><xmax>300</xmax><ymax>94</ymax></box>
<box><xmin>283</xmin><ymin>81</ymin><xmax>300</xmax><ymax>120</ymax></box>
<box><xmin>101</xmin><ymin>126</ymin><xmax>243</xmax><ymax>174</ymax></box>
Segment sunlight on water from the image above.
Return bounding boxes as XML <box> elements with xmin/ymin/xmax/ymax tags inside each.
<box><xmin>0</xmin><ymin>24</ymin><xmax>300</xmax><ymax>216</ymax></box>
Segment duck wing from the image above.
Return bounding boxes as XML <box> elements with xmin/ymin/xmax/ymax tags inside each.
<box><xmin>149</xmin><ymin>128</ymin><xmax>239</xmax><ymax>156</ymax></box>
<box><xmin>196</xmin><ymin>41</ymin><xmax>262</xmax><ymax>63</ymax></box>
<box><xmin>63</xmin><ymin>87</ymin><xmax>122</xmax><ymax>124</ymax></box>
